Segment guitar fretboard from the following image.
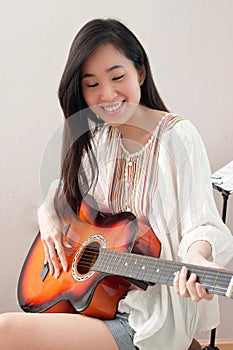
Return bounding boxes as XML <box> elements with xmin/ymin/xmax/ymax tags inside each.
<box><xmin>92</xmin><ymin>248</ymin><xmax>233</xmax><ymax>298</ymax></box>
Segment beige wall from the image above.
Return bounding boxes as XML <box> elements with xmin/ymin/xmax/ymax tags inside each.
<box><xmin>0</xmin><ymin>0</ymin><xmax>232</xmax><ymax>341</ymax></box>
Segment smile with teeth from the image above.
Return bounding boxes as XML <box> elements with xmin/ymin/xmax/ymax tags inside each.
<box><xmin>102</xmin><ymin>102</ymin><xmax>124</xmax><ymax>112</ymax></box>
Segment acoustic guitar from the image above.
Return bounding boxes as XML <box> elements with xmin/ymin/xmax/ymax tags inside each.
<box><xmin>17</xmin><ymin>200</ymin><xmax>233</xmax><ymax>319</ymax></box>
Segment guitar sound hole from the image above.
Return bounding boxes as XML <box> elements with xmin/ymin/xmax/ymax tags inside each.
<box><xmin>77</xmin><ymin>241</ymin><xmax>100</xmax><ymax>275</ymax></box>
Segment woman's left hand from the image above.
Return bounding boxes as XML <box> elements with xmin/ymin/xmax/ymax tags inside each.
<box><xmin>173</xmin><ymin>249</ymin><xmax>224</xmax><ymax>302</ymax></box>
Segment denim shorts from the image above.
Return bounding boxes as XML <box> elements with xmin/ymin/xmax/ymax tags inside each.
<box><xmin>103</xmin><ymin>312</ymin><xmax>138</xmax><ymax>350</ymax></box>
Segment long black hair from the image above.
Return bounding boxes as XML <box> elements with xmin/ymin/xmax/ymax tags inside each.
<box><xmin>55</xmin><ymin>18</ymin><xmax>169</xmax><ymax>218</ymax></box>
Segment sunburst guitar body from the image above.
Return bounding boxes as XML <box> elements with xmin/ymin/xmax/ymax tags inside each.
<box><xmin>18</xmin><ymin>200</ymin><xmax>161</xmax><ymax>319</ymax></box>
<box><xmin>18</xmin><ymin>199</ymin><xmax>233</xmax><ymax>319</ymax></box>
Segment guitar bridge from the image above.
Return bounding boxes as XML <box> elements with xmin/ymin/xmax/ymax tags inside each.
<box><xmin>41</xmin><ymin>263</ymin><xmax>49</xmax><ymax>282</ymax></box>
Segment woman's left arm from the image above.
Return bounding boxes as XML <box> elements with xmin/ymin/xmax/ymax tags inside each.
<box><xmin>171</xmin><ymin>121</ymin><xmax>233</xmax><ymax>301</ymax></box>
<box><xmin>174</xmin><ymin>240</ymin><xmax>224</xmax><ymax>301</ymax></box>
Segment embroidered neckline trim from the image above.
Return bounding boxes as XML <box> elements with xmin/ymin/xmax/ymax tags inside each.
<box><xmin>120</xmin><ymin>113</ymin><xmax>171</xmax><ymax>158</ymax></box>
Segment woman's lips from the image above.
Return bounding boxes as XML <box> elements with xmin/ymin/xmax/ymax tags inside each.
<box><xmin>101</xmin><ymin>101</ymin><xmax>124</xmax><ymax>114</ymax></box>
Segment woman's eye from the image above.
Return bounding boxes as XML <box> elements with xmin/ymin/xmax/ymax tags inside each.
<box><xmin>87</xmin><ymin>82</ymin><xmax>98</xmax><ymax>88</ymax></box>
<box><xmin>113</xmin><ymin>74</ymin><xmax>124</xmax><ymax>81</ymax></box>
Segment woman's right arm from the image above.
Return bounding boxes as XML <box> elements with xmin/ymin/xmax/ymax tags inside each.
<box><xmin>37</xmin><ymin>184</ymin><xmax>71</xmax><ymax>278</ymax></box>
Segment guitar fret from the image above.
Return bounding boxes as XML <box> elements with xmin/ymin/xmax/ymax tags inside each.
<box><xmin>109</xmin><ymin>250</ymin><xmax>120</xmax><ymax>274</ymax></box>
<box><xmin>121</xmin><ymin>252</ymin><xmax>132</xmax><ymax>276</ymax></box>
<box><xmin>188</xmin><ymin>266</ymin><xmax>223</xmax><ymax>294</ymax></box>
<box><xmin>104</xmin><ymin>249</ymin><xmax>113</xmax><ymax>272</ymax></box>
<box><xmin>146</xmin><ymin>258</ymin><xmax>157</xmax><ymax>282</ymax></box>
<box><xmin>104</xmin><ymin>249</ymin><xmax>115</xmax><ymax>271</ymax></box>
<box><xmin>156</xmin><ymin>261</ymin><xmax>165</xmax><ymax>284</ymax></box>
<box><xmin>139</xmin><ymin>256</ymin><xmax>150</xmax><ymax>281</ymax></box>
<box><xmin>199</xmin><ymin>267</ymin><xmax>207</xmax><ymax>286</ymax></box>
<box><xmin>98</xmin><ymin>248</ymin><xmax>109</xmax><ymax>271</ymax></box>
<box><xmin>165</xmin><ymin>261</ymin><xmax>176</xmax><ymax>286</ymax></box>
<box><xmin>125</xmin><ymin>253</ymin><xmax>136</xmax><ymax>278</ymax></box>
<box><xmin>141</xmin><ymin>256</ymin><xmax>152</xmax><ymax>281</ymax></box>
<box><xmin>108</xmin><ymin>250</ymin><xmax>121</xmax><ymax>274</ymax></box>
<box><xmin>131</xmin><ymin>255</ymin><xmax>143</xmax><ymax>280</ymax></box>
<box><xmin>142</xmin><ymin>257</ymin><xmax>154</xmax><ymax>282</ymax></box>
<box><xmin>203</xmin><ymin>269</ymin><xmax>221</xmax><ymax>295</ymax></box>
<box><xmin>116</xmin><ymin>252</ymin><xmax>129</xmax><ymax>276</ymax></box>
<box><xmin>149</xmin><ymin>258</ymin><xmax>164</xmax><ymax>284</ymax></box>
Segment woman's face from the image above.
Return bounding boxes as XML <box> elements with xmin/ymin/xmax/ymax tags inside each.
<box><xmin>81</xmin><ymin>43</ymin><xmax>145</xmax><ymax>127</ymax></box>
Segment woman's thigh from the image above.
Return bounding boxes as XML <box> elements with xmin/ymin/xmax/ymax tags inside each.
<box><xmin>0</xmin><ymin>312</ymin><xmax>119</xmax><ymax>350</ymax></box>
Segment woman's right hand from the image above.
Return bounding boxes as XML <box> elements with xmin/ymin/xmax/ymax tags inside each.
<box><xmin>37</xmin><ymin>204</ymin><xmax>71</xmax><ymax>278</ymax></box>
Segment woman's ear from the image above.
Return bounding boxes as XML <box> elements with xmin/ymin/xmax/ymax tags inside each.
<box><xmin>138</xmin><ymin>65</ymin><xmax>146</xmax><ymax>86</ymax></box>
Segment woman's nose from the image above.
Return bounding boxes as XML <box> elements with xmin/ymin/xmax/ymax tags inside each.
<box><xmin>99</xmin><ymin>84</ymin><xmax>117</xmax><ymax>101</ymax></box>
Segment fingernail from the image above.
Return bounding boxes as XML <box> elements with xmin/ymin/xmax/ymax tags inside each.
<box><xmin>191</xmin><ymin>273</ymin><xmax>197</xmax><ymax>281</ymax></box>
<box><xmin>181</xmin><ymin>266</ymin><xmax>187</xmax><ymax>274</ymax></box>
<box><xmin>64</xmin><ymin>242</ymin><xmax>72</xmax><ymax>248</ymax></box>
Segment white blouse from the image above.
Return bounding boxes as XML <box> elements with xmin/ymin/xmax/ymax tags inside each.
<box><xmin>86</xmin><ymin>116</ymin><xmax>233</xmax><ymax>350</ymax></box>
<box><xmin>47</xmin><ymin>116</ymin><xmax>233</xmax><ymax>350</ymax></box>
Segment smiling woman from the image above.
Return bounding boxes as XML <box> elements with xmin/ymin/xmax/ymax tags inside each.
<box><xmin>81</xmin><ymin>43</ymin><xmax>145</xmax><ymax>128</ymax></box>
<box><xmin>1</xmin><ymin>17</ymin><xmax>233</xmax><ymax>350</ymax></box>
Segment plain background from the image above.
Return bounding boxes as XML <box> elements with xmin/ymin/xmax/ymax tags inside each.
<box><xmin>0</xmin><ymin>0</ymin><xmax>232</xmax><ymax>342</ymax></box>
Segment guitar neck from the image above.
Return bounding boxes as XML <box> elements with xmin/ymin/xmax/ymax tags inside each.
<box><xmin>92</xmin><ymin>248</ymin><xmax>233</xmax><ymax>299</ymax></box>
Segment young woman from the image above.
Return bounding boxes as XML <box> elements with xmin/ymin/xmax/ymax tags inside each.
<box><xmin>1</xmin><ymin>18</ymin><xmax>232</xmax><ymax>350</ymax></box>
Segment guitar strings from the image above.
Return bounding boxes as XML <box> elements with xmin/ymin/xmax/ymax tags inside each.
<box><xmin>73</xmin><ymin>245</ymin><xmax>232</xmax><ymax>281</ymax></box>
<box><xmin>74</xmin><ymin>246</ymin><xmax>232</xmax><ymax>285</ymax></box>
<box><xmin>70</xmin><ymin>246</ymin><xmax>232</xmax><ymax>293</ymax></box>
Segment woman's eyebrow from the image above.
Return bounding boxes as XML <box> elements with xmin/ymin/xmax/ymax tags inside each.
<box><xmin>82</xmin><ymin>64</ymin><xmax>125</xmax><ymax>79</ymax></box>
<box><xmin>106</xmin><ymin>64</ymin><xmax>125</xmax><ymax>72</ymax></box>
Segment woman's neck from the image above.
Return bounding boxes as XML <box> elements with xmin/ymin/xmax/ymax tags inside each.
<box><xmin>118</xmin><ymin>108</ymin><xmax>167</xmax><ymax>154</ymax></box>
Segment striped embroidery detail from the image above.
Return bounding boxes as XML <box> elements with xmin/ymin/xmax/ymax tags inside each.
<box><xmin>165</xmin><ymin>115</ymin><xmax>184</xmax><ymax>131</ymax></box>
<box><xmin>107</xmin><ymin>114</ymin><xmax>183</xmax><ymax>219</ymax></box>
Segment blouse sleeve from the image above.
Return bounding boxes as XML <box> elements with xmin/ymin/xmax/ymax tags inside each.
<box><xmin>171</xmin><ymin>120</ymin><xmax>233</xmax><ymax>266</ymax></box>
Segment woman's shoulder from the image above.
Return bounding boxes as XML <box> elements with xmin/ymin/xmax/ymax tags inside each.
<box><xmin>162</xmin><ymin>114</ymin><xmax>207</xmax><ymax>159</ymax></box>
<box><xmin>164</xmin><ymin>113</ymin><xmax>200</xmax><ymax>140</ymax></box>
